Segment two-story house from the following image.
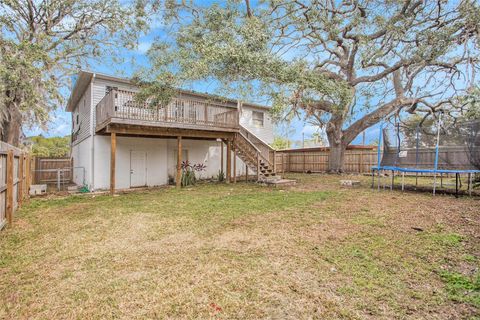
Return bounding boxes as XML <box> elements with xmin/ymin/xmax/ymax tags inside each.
<box><xmin>66</xmin><ymin>70</ymin><xmax>277</xmax><ymax>193</ymax></box>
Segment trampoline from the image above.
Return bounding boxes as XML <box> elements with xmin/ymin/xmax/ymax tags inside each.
<box><xmin>372</xmin><ymin>115</ymin><xmax>480</xmax><ymax>196</ymax></box>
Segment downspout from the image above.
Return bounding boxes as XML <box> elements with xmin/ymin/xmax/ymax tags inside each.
<box><xmin>90</xmin><ymin>74</ymin><xmax>96</xmax><ymax>190</ymax></box>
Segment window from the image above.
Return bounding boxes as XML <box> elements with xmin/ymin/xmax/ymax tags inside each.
<box><xmin>252</xmin><ymin>111</ymin><xmax>264</xmax><ymax>128</ymax></box>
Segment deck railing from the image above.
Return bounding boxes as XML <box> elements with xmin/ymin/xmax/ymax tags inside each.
<box><xmin>95</xmin><ymin>89</ymin><xmax>240</xmax><ymax>130</ymax></box>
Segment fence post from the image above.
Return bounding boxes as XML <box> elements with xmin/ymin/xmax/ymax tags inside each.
<box><xmin>26</xmin><ymin>154</ymin><xmax>31</xmax><ymax>200</ymax></box>
<box><xmin>18</xmin><ymin>154</ymin><xmax>24</xmax><ymax>207</ymax></box>
<box><xmin>303</xmin><ymin>152</ymin><xmax>306</xmax><ymax>173</ymax></box>
<box><xmin>30</xmin><ymin>156</ymin><xmax>38</xmax><ymax>184</ymax></box>
<box><xmin>359</xmin><ymin>152</ymin><xmax>363</xmax><ymax>173</ymax></box>
<box><xmin>6</xmin><ymin>150</ymin><xmax>14</xmax><ymax>226</ymax></box>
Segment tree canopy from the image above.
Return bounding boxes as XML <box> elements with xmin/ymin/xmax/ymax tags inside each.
<box><xmin>29</xmin><ymin>135</ymin><xmax>70</xmax><ymax>157</ymax></box>
<box><xmin>0</xmin><ymin>0</ymin><xmax>152</xmax><ymax>146</ymax></box>
<box><xmin>142</xmin><ymin>0</ymin><xmax>480</xmax><ymax>172</ymax></box>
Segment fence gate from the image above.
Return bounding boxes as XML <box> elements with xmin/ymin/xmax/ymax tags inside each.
<box><xmin>33</xmin><ymin>157</ymin><xmax>73</xmax><ymax>189</ymax></box>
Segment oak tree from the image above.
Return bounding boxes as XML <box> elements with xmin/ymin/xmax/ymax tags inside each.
<box><xmin>0</xmin><ymin>0</ymin><xmax>151</xmax><ymax>145</ymax></box>
<box><xmin>144</xmin><ymin>0</ymin><xmax>480</xmax><ymax>172</ymax></box>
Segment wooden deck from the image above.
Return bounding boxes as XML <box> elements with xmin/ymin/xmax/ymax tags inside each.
<box><xmin>95</xmin><ymin>89</ymin><xmax>240</xmax><ymax>136</ymax></box>
<box><xmin>94</xmin><ymin>89</ymin><xmax>278</xmax><ymax>194</ymax></box>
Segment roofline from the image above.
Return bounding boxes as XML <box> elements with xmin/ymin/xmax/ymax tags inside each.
<box><xmin>65</xmin><ymin>70</ymin><xmax>271</xmax><ymax>112</ymax></box>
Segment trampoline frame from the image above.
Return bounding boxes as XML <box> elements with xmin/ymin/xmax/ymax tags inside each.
<box><xmin>372</xmin><ymin>117</ymin><xmax>479</xmax><ymax>197</ymax></box>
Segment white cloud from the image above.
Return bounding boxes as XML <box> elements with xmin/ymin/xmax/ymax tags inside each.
<box><xmin>51</xmin><ymin>123</ymin><xmax>69</xmax><ymax>136</ymax></box>
<box><xmin>301</xmin><ymin>124</ymin><xmax>318</xmax><ymax>136</ymax></box>
<box><xmin>137</xmin><ymin>41</ymin><xmax>152</xmax><ymax>54</ymax></box>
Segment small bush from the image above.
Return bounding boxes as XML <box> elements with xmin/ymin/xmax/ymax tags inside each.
<box><xmin>217</xmin><ymin>170</ymin><xmax>225</xmax><ymax>182</ymax></box>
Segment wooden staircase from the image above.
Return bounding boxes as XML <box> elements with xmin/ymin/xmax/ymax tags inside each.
<box><xmin>233</xmin><ymin>125</ymin><xmax>277</xmax><ymax>181</ymax></box>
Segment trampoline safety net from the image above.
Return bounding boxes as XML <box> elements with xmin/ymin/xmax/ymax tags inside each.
<box><xmin>379</xmin><ymin>119</ymin><xmax>480</xmax><ymax>171</ymax></box>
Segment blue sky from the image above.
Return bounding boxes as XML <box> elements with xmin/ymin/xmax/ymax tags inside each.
<box><xmin>26</xmin><ymin>2</ymin><xmax>381</xmax><ymax>147</ymax></box>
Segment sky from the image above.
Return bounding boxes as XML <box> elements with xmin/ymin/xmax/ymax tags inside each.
<box><xmin>25</xmin><ymin>1</ymin><xmax>382</xmax><ymax>147</ymax></box>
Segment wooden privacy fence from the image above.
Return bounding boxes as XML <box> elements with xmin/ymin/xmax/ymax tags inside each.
<box><xmin>275</xmin><ymin>146</ymin><xmax>378</xmax><ymax>174</ymax></box>
<box><xmin>0</xmin><ymin>142</ymin><xmax>31</xmax><ymax>230</ymax></box>
<box><xmin>32</xmin><ymin>157</ymin><xmax>73</xmax><ymax>186</ymax></box>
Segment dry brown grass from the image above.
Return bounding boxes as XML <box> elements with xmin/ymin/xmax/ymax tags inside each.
<box><xmin>0</xmin><ymin>174</ymin><xmax>478</xmax><ymax>319</ymax></box>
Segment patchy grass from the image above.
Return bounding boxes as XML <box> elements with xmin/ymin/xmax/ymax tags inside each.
<box><xmin>440</xmin><ymin>271</ymin><xmax>480</xmax><ymax>307</ymax></box>
<box><xmin>0</xmin><ymin>174</ymin><xmax>479</xmax><ymax>319</ymax></box>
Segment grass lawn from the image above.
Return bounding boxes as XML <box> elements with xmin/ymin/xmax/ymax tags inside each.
<box><xmin>0</xmin><ymin>174</ymin><xmax>479</xmax><ymax>319</ymax></box>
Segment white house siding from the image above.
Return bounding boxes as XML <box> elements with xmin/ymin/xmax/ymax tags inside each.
<box><xmin>72</xmin><ymin>84</ymin><xmax>92</xmax><ymax>145</ymax></box>
<box><xmin>240</xmin><ymin>105</ymin><xmax>274</xmax><ymax>144</ymax></box>
<box><xmin>67</xmin><ymin>72</ymin><xmax>274</xmax><ymax>191</ymax></box>
<box><xmin>71</xmin><ymin>139</ymin><xmax>91</xmax><ymax>188</ymax></box>
<box><xmin>165</xmin><ymin>139</ymin><xmax>247</xmax><ymax>180</ymax></box>
<box><xmin>92</xmin><ymin>135</ymin><xmax>168</xmax><ymax>190</ymax></box>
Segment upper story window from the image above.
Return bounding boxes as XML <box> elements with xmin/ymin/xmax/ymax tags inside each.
<box><xmin>252</xmin><ymin>111</ymin><xmax>264</xmax><ymax>128</ymax></box>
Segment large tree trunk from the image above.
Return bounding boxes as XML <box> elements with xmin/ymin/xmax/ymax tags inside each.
<box><xmin>0</xmin><ymin>103</ymin><xmax>22</xmax><ymax>146</ymax></box>
<box><xmin>326</xmin><ymin>120</ymin><xmax>347</xmax><ymax>173</ymax></box>
<box><xmin>328</xmin><ymin>141</ymin><xmax>347</xmax><ymax>173</ymax></box>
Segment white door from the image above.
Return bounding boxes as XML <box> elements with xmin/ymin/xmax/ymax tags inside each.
<box><xmin>130</xmin><ymin>151</ymin><xmax>147</xmax><ymax>187</ymax></box>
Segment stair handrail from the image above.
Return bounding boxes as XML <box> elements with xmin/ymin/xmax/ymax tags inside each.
<box><xmin>236</xmin><ymin>131</ymin><xmax>273</xmax><ymax>171</ymax></box>
<box><xmin>238</xmin><ymin>125</ymin><xmax>276</xmax><ymax>171</ymax></box>
<box><xmin>239</xmin><ymin>125</ymin><xmax>275</xmax><ymax>151</ymax></box>
<box><xmin>237</xmin><ymin>131</ymin><xmax>261</xmax><ymax>153</ymax></box>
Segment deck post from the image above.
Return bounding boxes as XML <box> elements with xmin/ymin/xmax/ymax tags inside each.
<box><xmin>220</xmin><ymin>140</ymin><xmax>224</xmax><ymax>175</ymax></box>
<box><xmin>110</xmin><ymin>132</ymin><xmax>116</xmax><ymax>195</ymax></box>
<box><xmin>6</xmin><ymin>150</ymin><xmax>14</xmax><ymax>226</ymax></box>
<box><xmin>245</xmin><ymin>165</ymin><xmax>248</xmax><ymax>182</ymax></box>
<box><xmin>176</xmin><ymin>136</ymin><xmax>182</xmax><ymax>188</ymax></box>
<box><xmin>226</xmin><ymin>140</ymin><xmax>231</xmax><ymax>183</ymax></box>
<box><xmin>233</xmin><ymin>146</ymin><xmax>237</xmax><ymax>184</ymax></box>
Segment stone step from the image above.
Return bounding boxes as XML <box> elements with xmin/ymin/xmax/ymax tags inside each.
<box><xmin>261</xmin><ymin>178</ymin><xmax>297</xmax><ymax>187</ymax></box>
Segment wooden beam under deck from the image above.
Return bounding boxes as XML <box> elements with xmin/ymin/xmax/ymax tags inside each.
<box><xmin>226</xmin><ymin>140</ymin><xmax>232</xmax><ymax>183</ymax></box>
<box><xmin>220</xmin><ymin>141</ymin><xmax>224</xmax><ymax>174</ymax></box>
<box><xmin>96</xmin><ymin>118</ymin><xmax>238</xmax><ymax>136</ymax></box>
<box><xmin>176</xmin><ymin>136</ymin><xmax>182</xmax><ymax>188</ymax></box>
<box><xmin>102</xmin><ymin>124</ymin><xmax>236</xmax><ymax>141</ymax></box>
<box><xmin>110</xmin><ymin>132</ymin><xmax>116</xmax><ymax>195</ymax></box>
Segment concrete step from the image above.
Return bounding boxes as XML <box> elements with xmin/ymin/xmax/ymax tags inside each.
<box><xmin>261</xmin><ymin>178</ymin><xmax>296</xmax><ymax>187</ymax></box>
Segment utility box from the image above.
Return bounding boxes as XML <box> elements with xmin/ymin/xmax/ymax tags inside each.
<box><xmin>30</xmin><ymin>184</ymin><xmax>47</xmax><ymax>196</ymax></box>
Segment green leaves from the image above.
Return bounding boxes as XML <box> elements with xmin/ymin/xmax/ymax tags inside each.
<box><xmin>0</xmin><ymin>0</ymin><xmax>151</xmax><ymax>144</ymax></box>
<box><xmin>30</xmin><ymin>135</ymin><xmax>71</xmax><ymax>157</ymax></box>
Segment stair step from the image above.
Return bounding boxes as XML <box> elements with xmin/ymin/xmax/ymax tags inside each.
<box><xmin>233</xmin><ymin>130</ymin><xmax>278</xmax><ymax>180</ymax></box>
